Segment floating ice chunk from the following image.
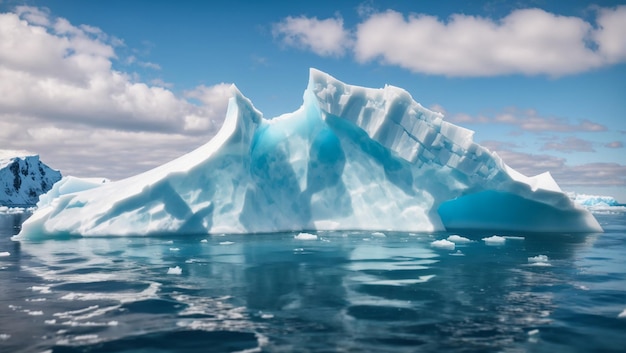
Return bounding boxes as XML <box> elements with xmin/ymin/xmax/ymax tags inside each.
<box><xmin>528</xmin><ymin>329</ymin><xmax>540</xmax><ymax>336</ymax></box>
<box><xmin>431</xmin><ymin>239</ymin><xmax>455</xmax><ymax>250</ymax></box>
<box><xmin>30</xmin><ymin>286</ymin><xmax>51</xmax><ymax>294</ymax></box>
<box><xmin>372</xmin><ymin>231</ymin><xmax>386</xmax><ymax>237</ymax></box>
<box><xmin>219</xmin><ymin>241</ymin><xmax>235</xmax><ymax>245</ymax></box>
<box><xmin>200</xmin><ymin>239</ymin><xmax>208</xmax><ymax>243</ymax></box>
<box><xmin>169</xmin><ymin>248</ymin><xmax>180</xmax><ymax>252</ymax></box>
<box><xmin>528</xmin><ymin>255</ymin><xmax>551</xmax><ymax>266</ymax></box>
<box><xmin>294</xmin><ymin>232</ymin><xmax>318</xmax><ymax>240</ymax></box>
<box><xmin>619</xmin><ymin>309</ymin><xmax>626</xmax><ymax>318</ymax></box>
<box><xmin>528</xmin><ymin>255</ymin><xmax>549</xmax><ymax>263</ymax></box>
<box><xmin>483</xmin><ymin>235</ymin><xmax>506</xmax><ymax>245</ymax></box>
<box><xmin>450</xmin><ymin>250</ymin><xmax>465</xmax><ymax>256</ymax></box>
<box><xmin>0</xmin><ymin>334</ymin><xmax>10</xmax><ymax>341</ymax></box>
<box><xmin>167</xmin><ymin>266</ymin><xmax>182</xmax><ymax>275</ymax></box>
<box><xmin>0</xmin><ymin>252</ymin><xmax>9</xmax><ymax>257</ymax></box>
<box><xmin>260</xmin><ymin>313</ymin><xmax>274</xmax><ymax>319</ymax></box>
<box><xmin>447</xmin><ymin>235</ymin><xmax>471</xmax><ymax>243</ymax></box>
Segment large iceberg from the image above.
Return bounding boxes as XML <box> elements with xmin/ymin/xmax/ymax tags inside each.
<box><xmin>16</xmin><ymin>69</ymin><xmax>602</xmax><ymax>238</ymax></box>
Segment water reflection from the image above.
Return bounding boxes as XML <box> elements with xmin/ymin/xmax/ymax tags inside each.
<box><xmin>1</xmin><ymin>218</ymin><xmax>608</xmax><ymax>352</ymax></box>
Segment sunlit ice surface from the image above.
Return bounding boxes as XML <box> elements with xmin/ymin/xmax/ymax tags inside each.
<box><xmin>16</xmin><ymin>69</ymin><xmax>601</xmax><ymax>239</ymax></box>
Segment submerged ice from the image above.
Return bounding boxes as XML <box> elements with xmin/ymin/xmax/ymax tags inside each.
<box><xmin>16</xmin><ymin>69</ymin><xmax>602</xmax><ymax>238</ymax></box>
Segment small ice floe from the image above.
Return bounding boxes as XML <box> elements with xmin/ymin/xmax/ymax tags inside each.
<box><xmin>450</xmin><ymin>250</ymin><xmax>465</xmax><ymax>256</ymax></box>
<box><xmin>200</xmin><ymin>239</ymin><xmax>208</xmax><ymax>243</ymax></box>
<box><xmin>164</xmin><ymin>240</ymin><xmax>174</xmax><ymax>244</ymax></box>
<box><xmin>44</xmin><ymin>319</ymin><xmax>56</xmax><ymax>325</ymax></box>
<box><xmin>482</xmin><ymin>235</ymin><xmax>506</xmax><ymax>245</ymax></box>
<box><xmin>294</xmin><ymin>232</ymin><xmax>317</xmax><ymax>240</ymax></box>
<box><xmin>169</xmin><ymin>247</ymin><xmax>180</xmax><ymax>252</ymax></box>
<box><xmin>219</xmin><ymin>241</ymin><xmax>235</xmax><ymax>245</ymax></box>
<box><xmin>447</xmin><ymin>235</ymin><xmax>471</xmax><ymax>243</ymax></box>
<box><xmin>527</xmin><ymin>328</ymin><xmax>540</xmax><ymax>343</ymax></box>
<box><xmin>431</xmin><ymin>239</ymin><xmax>455</xmax><ymax>250</ymax></box>
<box><xmin>0</xmin><ymin>252</ymin><xmax>10</xmax><ymax>257</ymax></box>
<box><xmin>26</xmin><ymin>310</ymin><xmax>44</xmax><ymax>316</ymax></box>
<box><xmin>0</xmin><ymin>333</ymin><xmax>10</xmax><ymax>341</ymax></box>
<box><xmin>167</xmin><ymin>266</ymin><xmax>182</xmax><ymax>275</ymax></box>
<box><xmin>372</xmin><ymin>231</ymin><xmax>386</xmax><ymax>238</ymax></box>
<box><xmin>30</xmin><ymin>286</ymin><xmax>51</xmax><ymax>294</ymax></box>
<box><xmin>260</xmin><ymin>312</ymin><xmax>274</xmax><ymax>319</ymax></box>
<box><xmin>618</xmin><ymin>308</ymin><xmax>626</xmax><ymax>319</ymax></box>
<box><xmin>528</xmin><ymin>255</ymin><xmax>551</xmax><ymax>266</ymax></box>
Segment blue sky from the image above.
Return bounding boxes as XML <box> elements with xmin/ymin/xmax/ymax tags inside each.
<box><xmin>0</xmin><ymin>0</ymin><xmax>625</xmax><ymax>201</ymax></box>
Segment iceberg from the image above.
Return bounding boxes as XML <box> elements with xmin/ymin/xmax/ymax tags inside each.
<box><xmin>0</xmin><ymin>152</ymin><xmax>62</xmax><ymax>207</ymax></box>
<box><xmin>15</xmin><ymin>69</ymin><xmax>602</xmax><ymax>238</ymax></box>
<box><xmin>567</xmin><ymin>192</ymin><xmax>626</xmax><ymax>214</ymax></box>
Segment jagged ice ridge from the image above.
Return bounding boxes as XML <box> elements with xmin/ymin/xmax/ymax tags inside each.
<box><xmin>16</xmin><ymin>69</ymin><xmax>602</xmax><ymax>238</ymax></box>
<box><xmin>0</xmin><ymin>153</ymin><xmax>61</xmax><ymax>207</ymax></box>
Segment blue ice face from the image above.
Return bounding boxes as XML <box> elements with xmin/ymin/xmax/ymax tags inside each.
<box><xmin>14</xmin><ymin>69</ymin><xmax>602</xmax><ymax>238</ymax></box>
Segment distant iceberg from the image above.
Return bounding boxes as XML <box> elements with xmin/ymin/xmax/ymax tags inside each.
<box><xmin>568</xmin><ymin>192</ymin><xmax>626</xmax><ymax>214</ymax></box>
<box><xmin>15</xmin><ymin>69</ymin><xmax>602</xmax><ymax>238</ymax></box>
<box><xmin>0</xmin><ymin>152</ymin><xmax>61</xmax><ymax>208</ymax></box>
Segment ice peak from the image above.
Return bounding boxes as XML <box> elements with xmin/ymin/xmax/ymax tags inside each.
<box><xmin>15</xmin><ymin>69</ymin><xmax>602</xmax><ymax>238</ymax></box>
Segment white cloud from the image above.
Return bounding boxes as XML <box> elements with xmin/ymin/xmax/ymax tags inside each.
<box><xmin>354</xmin><ymin>8</ymin><xmax>607</xmax><ymax>76</ymax></box>
<box><xmin>594</xmin><ymin>6</ymin><xmax>626</xmax><ymax>63</ymax></box>
<box><xmin>275</xmin><ymin>6</ymin><xmax>626</xmax><ymax>76</ymax></box>
<box><xmin>272</xmin><ymin>16</ymin><xmax>351</xmax><ymax>57</ymax></box>
<box><xmin>0</xmin><ymin>7</ymin><xmax>233</xmax><ymax>180</ymax></box>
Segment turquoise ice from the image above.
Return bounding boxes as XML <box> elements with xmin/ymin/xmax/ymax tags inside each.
<box><xmin>16</xmin><ymin>69</ymin><xmax>602</xmax><ymax>238</ymax></box>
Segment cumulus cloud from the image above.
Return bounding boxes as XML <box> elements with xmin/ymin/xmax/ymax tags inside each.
<box><xmin>0</xmin><ymin>7</ymin><xmax>232</xmax><ymax>179</ymax></box>
<box><xmin>272</xmin><ymin>15</ymin><xmax>351</xmax><ymax>57</ymax></box>
<box><xmin>275</xmin><ymin>6</ymin><xmax>626</xmax><ymax>76</ymax></box>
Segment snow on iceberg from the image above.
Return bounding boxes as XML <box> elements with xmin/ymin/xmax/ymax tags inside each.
<box><xmin>15</xmin><ymin>69</ymin><xmax>602</xmax><ymax>238</ymax></box>
<box><xmin>0</xmin><ymin>152</ymin><xmax>62</xmax><ymax>207</ymax></box>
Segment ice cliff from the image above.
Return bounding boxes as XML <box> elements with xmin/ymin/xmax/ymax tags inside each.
<box><xmin>16</xmin><ymin>69</ymin><xmax>602</xmax><ymax>238</ymax></box>
<box><xmin>0</xmin><ymin>153</ymin><xmax>61</xmax><ymax>207</ymax></box>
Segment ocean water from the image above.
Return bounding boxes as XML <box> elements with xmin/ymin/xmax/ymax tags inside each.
<box><xmin>1</xmin><ymin>213</ymin><xmax>625</xmax><ymax>353</ymax></box>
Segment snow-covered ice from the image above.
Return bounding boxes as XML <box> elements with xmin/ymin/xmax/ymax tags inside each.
<box><xmin>447</xmin><ymin>235</ymin><xmax>471</xmax><ymax>243</ymax></box>
<box><xmin>0</xmin><ymin>252</ymin><xmax>10</xmax><ymax>257</ymax></box>
<box><xmin>14</xmin><ymin>69</ymin><xmax>602</xmax><ymax>238</ymax></box>
<box><xmin>0</xmin><ymin>153</ymin><xmax>61</xmax><ymax>207</ymax></box>
<box><xmin>431</xmin><ymin>239</ymin><xmax>455</xmax><ymax>250</ymax></box>
<box><xmin>483</xmin><ymin>235</ymin><xmax>506</xmax><ymax>245</ymax></box>
<box><xmin>294</xmin><ymin>232</ymin><xmax>318</xmax><ymax>240</ymax></box>
<box><xmin>528</xmin><ymin>255</ymin><xmax>551</xmax><ymax>266</ymax></box>
<box><xmin>568</xmin><ymin>192</ymin><xmax>626</xmax><ymax>214</ymax></box>
<box><xmin>167</xmin><ymin>266</ymin><xmax>182</xmax><ymax>275</ymax></box>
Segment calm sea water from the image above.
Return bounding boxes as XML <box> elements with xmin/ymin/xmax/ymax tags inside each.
<box><xmin>1</xmin><ymin>213</ymin><xmax>625</xmax><ymax>353</ymax></box>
